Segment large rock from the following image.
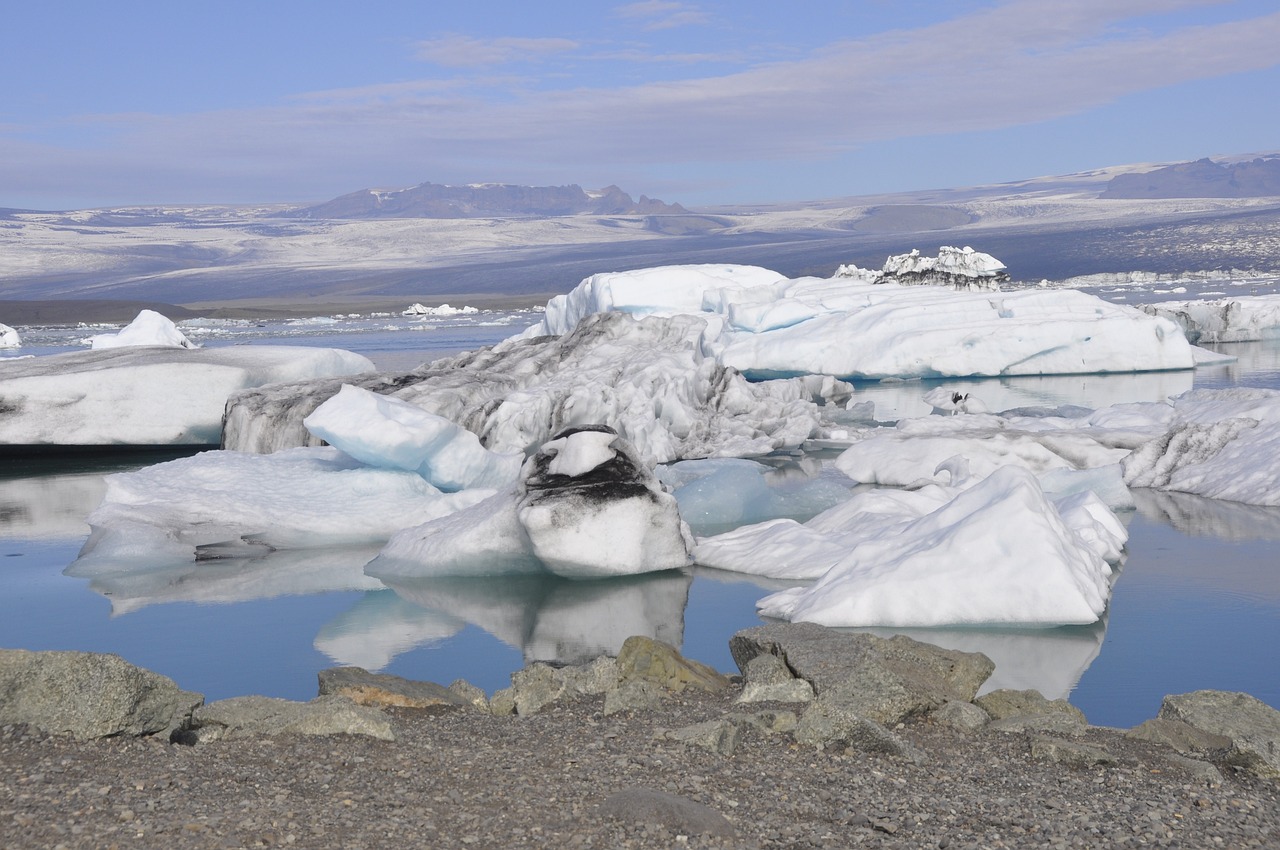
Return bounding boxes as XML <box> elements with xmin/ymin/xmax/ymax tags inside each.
<box><xmin>597</xmin><ymin>788</ymin><xmax>737</xmax><ymax>838</ymax></box>
<box><xmin>190</xmin><ymin>695</ymin><xmax>394</xmax><ymax>742</ymax></box>
<box><xmin>0</xmin><ymin>649</ymin><xmax>202</xmax><ymax>740</ymax></box>
<box><xmin>317</xmin><ymin>667</ymin><xmax>471</xmax><ymax>711</ymax></box>
<box><xmin>793</xmin><ymin>696</ymin><xmax>926</xmax><ymax>761</ymax></box>
<box><xmin>616</xmin><ymin>636</ymin><xmax>731</xmax><ymax>694</ymax></box>
<box><xmin>504</xmin><ymin>656</ymin><xmax>621</xmax><ymax>716</ymax></box>
<box><xmin>1158</xmin><ymin>690</ymin><xmax>1280</xmax><ymax>779</ymax></box>
<box><xmin>729</xmin><ymin>623</ymin><xmax>994</xmax><ymax>725</ymax></box>
<box><xmin>976</xmin><ymin>688</ymin><xmax>1087</xmax><ymax>735</ymax></box>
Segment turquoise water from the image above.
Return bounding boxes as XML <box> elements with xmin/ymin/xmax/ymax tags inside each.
<box><xmin>1</xmin><ymin>322</ymin><xmax>1277</xmax><ymax>729</ymax></box>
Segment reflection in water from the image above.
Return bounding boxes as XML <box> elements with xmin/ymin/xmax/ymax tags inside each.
<box><xmin>72</xmin><ymin>546</ymin><xmax>386</xmax><ymax>615</ymax></box>
<box><xmin>849</xmin><ymin>369</ymin><xmax>1194</xmax><ymax>422</ymax></box>
<box><xmin>383</xmin><ymin>570</ymin><xmax>691</xmax><ymax>666</ymax></box>
<box><xmin>695</xmin><ymin>567</ymin><xmax>1108</xmax><ymax>700</ymax></box>
<box><xmin>1133</xmin><ymin>487</ymin><xmax>1280</xmax><ymax>542</ymax></box>
<box><xmin>0</xmin><ymin>473</ymin><xmax>105</xmax><ymax>539</ymax></box>
<box><xmin>854</xmin><ymin>621</ymin><xmax>1108</xmax><ymax>701</ymax></box>
<box><xmin>314</xmin><ymin>590</ymin><xmax>465</xmax><ymax>671</ymax></box>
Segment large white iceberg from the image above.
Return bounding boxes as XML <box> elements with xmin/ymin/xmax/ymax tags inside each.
<box><xmin>70</xmin><ymin>447</ymin><xmax>494</xmax><ymax>574</ymax></box>
<box><xmin>1122</xmin><ymin>388</ymin><xmax>1280</xmax><ymax>506</ymax></box>
<box><xmin>303</xmin><ymin>384</ymin><xmax>522</xmax><ymax>491</ymax></box>
<box><xmin>523</xmin><ymin>261</ymin><xmax>1195</xmax><ymax>380</ymax></box>
<box><xmin>0</xmin><ymin>345</ymin><xmax>375</xmax><ymax>445</ymax></box>
<box><xmin>753</xmin><ymin>466</ymin><xmax>1119</xmax><ymax>628</ymax></box>
<box><xmin>85</xmin><ymin>309</ymin><xmax>198</xmax><ymax>349</ymax></box>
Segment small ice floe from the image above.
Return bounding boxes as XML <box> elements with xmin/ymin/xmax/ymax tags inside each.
<box><xmin>402</xmin><ymin>303</ymin><xmax>479</xmax><ymax>317</ymax></box>
<box><xmin>84</xmin><ymin>309</ymin><xmax>198</xmax><ymax>349</ymax></box>
<box><xmin>923</xmin><ymin>387</ymin><xmax>990</xmax><ymax>415</ymax></box>
<box><xmin>0</xmin><ymin>322</ymin><xmax>19</xmax><ymax>349</ymax></box>
<box><xmin>303</xmin><ymin>384</ymin><xmax>522</xmax><ymax>492</ymax></box>
<box><xmin>368</xmin><ymin>425</ymin><xmax>694</xmax><ymax>581</ymax></box>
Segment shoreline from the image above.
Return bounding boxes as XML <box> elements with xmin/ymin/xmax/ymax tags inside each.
<box><xmin>1</xmin><ymin>293</ymin><xmax>558</xmax><ymax>326</ymax></box>
<box><xmin>2</xmin><ymin>637</ymin><xmax>1278</xmax><ymax>850</ymax></box>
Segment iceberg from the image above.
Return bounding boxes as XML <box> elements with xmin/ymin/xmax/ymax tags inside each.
<box><xmin>369</xmin><ymin>426</ymin><xmax>694</xmax><ymax>580</ymax></box>
<box><xmin>1142</xmin><ymin>295</ymin><xmax>1280</xmax><ymax>343</ymax></box>
<box><xmin>84</xmin><ymin>309</ymin><xmax>198</xmax><ymax>349</ymax></box>
<box><xmin>225</xmin><ymin>311</ymin><xmax>839</xmax><ymax>464</ymax></box>
<box><xmin>867</xmin><ymin>245</ymin><xmax>1009</xmax><ymax>290</ymax></box>
<box><xmin>755</xmin><ymin>466</ymin><xmax>1118</xmax><ymax>628</ymax></box>
<box><xmin>1122</xmin><ymin>388</ymin><xmax>1280</xmax><ymax>506</ymax></box>
<box><xmin>0</xmin><ymin>345</ymin><xmax>375</xmax><ymax>445</ymax></box>
<box><xmin>402</xmin><ymin>303</ymin><xmax>479</xmax><ymax>316</ymax></box>
<box><xmin>0</xmin><ymin>322</ymin><xmax>19</xmax><ymax>349</ymax></box>
<box><xmin>70</xmin><ymin>447</ymin><xmax>495</xmax><ymax>574</ymax></box>
<box><xmin>303</xmin><ymin>384</ymin><xmax>522</xmax><ymax>491</ymax></box>
<box><xmin>523</xmin><ymin>261</ymin><xmax>1195</xmax><ymax>381</ymax></box>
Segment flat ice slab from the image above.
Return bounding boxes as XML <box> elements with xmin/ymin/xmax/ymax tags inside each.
<box><xmin>0</xmin><ymin>345</ymin><xmax>375</xmax><ymax>445</ymax></box>
<box><xmin>524</xmin><ymin>262</ymin><xmax>1196</xmax><ymax>379</ymax></box>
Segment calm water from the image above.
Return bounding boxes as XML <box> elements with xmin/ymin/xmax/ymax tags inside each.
<box><xmin>1</xmin><ymin>316</ymin><xmax>1277</xmax><ymax>729</ymax></box>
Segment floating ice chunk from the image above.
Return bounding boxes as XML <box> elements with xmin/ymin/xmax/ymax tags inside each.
<box><xmin>1053</xmin><ymin>489</ymin><xmax>1129</xmax><ymax>564</ymax></box>
<box><xmin>880</xmin><ymin>246</ymin><xmax>1009</xmax><ymax>290</ymax></box>
<box><xmin>303</xmin><ymin>384</ymin><xmax>522</xmax><ymax>491</ymax></box>
<box><xmin>0</xmin><ymin>345</ymin><xmax>376</xmax><ymax>446</ymax></box>
<box><xmin>756</xmin><ymin>466</ymin><xmax>1115</xmax><ymax>628</ymax></box>
<box><xmin>85</xmin><ymin>310</ymin><xmax>198</xmax><ymax>349</ymax></box>
<box><xmin>527</xmin><ymin>264</ymin><xmax>788</xmax><ymax>337</ymax></box>
<box><xmin>1120</xmin><ymin>388</ymin><xmax>1280</xmax><ymax>506</ymax></box>
<box><xmin>70</xmin><ymin>447</ymin><xmax>494</xmax><ymax>574</ymax></box>
<box><xmin>661</xmin><ymin>457</ymin><xmax>854</xmax><ymax>536</ymax></box>
<box><xmin>403</xmin><ymin>303</ymin><xmax>479</xmax><ymax>316</ymax></box>
<box><xmin>518</xmin><ymin>426</ymin><xmax>694</xmax><ymax>579</ymax></box>
<box><xmin>923</xmin><ymin>387</ymin><xmax>990</xmax><ymax>415</ymax></box>
<box><xmin>369</xmin><ymin>426</ymin><xmax>693</xmax><ymax>580</ymax></box>
<box><xmin>1142</xmin><ymin>295</ymin><xmax>1280</xmax><ymax>343</ymax></box>
<box><xmin>695</xmin><ymin>484</ymin><xmax>954</xmax><ymax>580</ymax></box>
<box><xmin>0</xmin><ymin>323</ymin><xmax>19</xmax><ymax>349</ymax></box>
<box><xmin>369</xmin><ymin>491</ymin><xmax>542</xmax><ymax>579</ymax></box>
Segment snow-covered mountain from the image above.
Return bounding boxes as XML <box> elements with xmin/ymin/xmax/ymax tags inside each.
<box><xmin>286</xmin><ymin>182</ymin><xmax>686</xmax><ymax>219</ymax></box>
<box><xmin>1101</xmin><ymin>156</ymin><xmax>1280</xmax><ymax>199</ymax></box>
<box><xmin>2</xmin><ymin>154</ymin><xmax>1278</xmax><ymax>309</ymax></box>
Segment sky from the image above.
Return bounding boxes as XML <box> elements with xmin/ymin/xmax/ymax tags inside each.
<box><xmin>3</xmin><ymin>0</ymin><xmax>1279</xmax><ymax>210</ymax></box>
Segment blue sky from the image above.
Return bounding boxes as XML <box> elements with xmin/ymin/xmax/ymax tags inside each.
<box><xmin>3</xmin><ymin>0</ymin><xmax>1278</xmax><ymax>209</ymax></box>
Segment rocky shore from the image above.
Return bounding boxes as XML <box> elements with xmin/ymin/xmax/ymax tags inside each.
<box><xmin>2</xmin><ymin>624</ymin><xmax>1277</xmax><ymax>849</ymax></box>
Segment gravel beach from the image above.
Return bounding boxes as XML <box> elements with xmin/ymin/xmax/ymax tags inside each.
<box><xmin>3</xmin><ymin>682</ymin><xmax>1277</xmax><ymax>850</ymax></box>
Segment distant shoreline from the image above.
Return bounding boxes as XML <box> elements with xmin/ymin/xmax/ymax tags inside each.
<box><xmin>1</xmin><ymin>293</ymin><xmax>557</xmax><ymax>326</ymax></box>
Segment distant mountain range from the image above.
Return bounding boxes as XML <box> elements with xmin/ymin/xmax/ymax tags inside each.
<box><xmin>1100</xmin><ymin>156</ymin><xmax>1280</xmax><ymax>199</ymax></box>
<box><xmin>285</xmin><ymin>182</ymin><xmax>687</xmax><ymax>219</ymax></box>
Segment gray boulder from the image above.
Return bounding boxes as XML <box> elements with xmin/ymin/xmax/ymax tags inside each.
<box><xmin>794</xmin><ymin>695</ymin><xmax>927</xmax><ymax>761</ymax></box>
<box><xmin>617</xmin><ymin>635</ymin><xmax>730</xmax><ymax>694</ymax></box>
<box><xmin>603</xmin><ymin>680</ymin><xmax>663</xmax><ymax>716</ymax></box>
<box><xmin>931</xmin><ymin>699</ymin><xmax>990</xmax><ymax>732</ymax></box>
<box><xmin>506</xmin><ymin>656</ymin><xmax>622</xmax><ymax>716</ymax></box>
<box><xmin>0</xmin><ymin>649</ymin><xmax>202</xmax><ymax>740</ymax></box>
<box><xmin>190</xmin><ymin>695</ymin><xmax>394</xmax><ymax>742</ymax></box>
<box><xmin>977</xmin><ymin>688</ymin><xmax>1088</xmax><ymax>735</ymax></box>
<box><xmin>1029</xmin><ymin>736</ymin><xmax>1119</xmax><ymax>768</ymax></box>
<box><xmin>318</xmin><ymin>667</ymin><xmax>470</xmax><ymax>711</ymax></box>
<box><xmin>1158</xmin><ymin>690</ymin><xmax>1280</xmax><ymax>779</ymax></box>
<box><xmin>598</xmin><ymin>788</ymin><xmax>737</xmax><ymax>838</ymax></box>
<box><xmin>730</xmin><ymin>623</ymin><xmax>994</xmax><ymax>725</ymax></box>
<box><xmin>664</xmin><ymin>719</ymin><xmax>742</xmax><ymax>756</ymax></box>
<box><xmin>735</xmin><ymin>652</ymin><xmax>814</xmax><ymax>704</ymax></box>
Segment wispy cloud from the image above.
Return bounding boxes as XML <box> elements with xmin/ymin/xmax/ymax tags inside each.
<box><xmin>4</xmin><ymin>0</ymin><xmax>1278</xmax><ymax>206</ymax></box>
<box><xmin>614</xmin><ymin>1</ymin><xmax>710</xmax><ymax>31</ymax></box>
<box><xmin>413</xmin><ymin>34</ymin><xmax>579</xmax><ymax>68</ymax></box>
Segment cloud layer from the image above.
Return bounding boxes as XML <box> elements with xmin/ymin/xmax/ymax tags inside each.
<box><xmin>3</xmin><ymin>0</ymin><xmax>1278</xmax><ymax>207</ymax></box>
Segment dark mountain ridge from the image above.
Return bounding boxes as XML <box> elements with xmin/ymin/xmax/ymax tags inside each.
<box><xmin>1100</xmin><ymin>156</ymin><xmax>1280</xmax><ymax>199</ymax></box>
<box><xmin>283</xmin><ymin>182</ymin><xmax>687</xmax><ymax>220</ymax></box>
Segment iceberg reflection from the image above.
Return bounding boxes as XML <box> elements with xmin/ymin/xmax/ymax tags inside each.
<box><xmin>382</xmin><ymin>570</ymin><xmax>691</xmax><ymax>666</ymax></box>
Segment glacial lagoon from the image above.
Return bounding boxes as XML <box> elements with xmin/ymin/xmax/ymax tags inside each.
<box><xmin>1</xmin><ymin>311</ymin><xmax>1277</xmax><ymax>729</ymax></box>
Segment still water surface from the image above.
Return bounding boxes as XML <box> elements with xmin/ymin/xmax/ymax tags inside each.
<box><xmin>1</xmin><ymin>314</ymin><xmax>1277</xmax><ymax>729</ymax></box>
